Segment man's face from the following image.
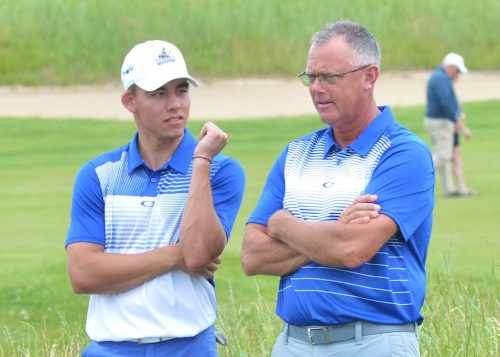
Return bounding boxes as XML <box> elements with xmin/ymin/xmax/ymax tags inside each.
<box><xmin>306</xmin><ymin>37</ymin><xmax>369</xmax><ymax>127</ymax></box>
<box><xmin>450</xmin><ymin>67</ymin><xmax>461</xmax><ymax>82</ymax></box>
<box><xmin>127</xmin><ymin>79</ymin><xmax>191</xmax><ymax>143</ymax></box>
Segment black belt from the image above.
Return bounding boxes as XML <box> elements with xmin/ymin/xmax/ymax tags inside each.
<box><xmin>287</xmin><ymin>321</ymin><xmax>416</xmax><ymax>345</ymax></box>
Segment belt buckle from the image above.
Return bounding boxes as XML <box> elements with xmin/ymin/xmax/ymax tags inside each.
<box><xmin>307</xmin><ymin>326</ymin><xmax>329</xmax><ymax>344</ymax></box>
<box><xmin>136</xmin><ymin>337</ymin><xmax>165</xmax><ymax>344</ymax></box>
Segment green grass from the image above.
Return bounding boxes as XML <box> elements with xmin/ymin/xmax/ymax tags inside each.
<box><xmin>0</xmin><ymin>101</ymin><xmax>498</xmax><ymax>355</ymax></box>
<box><xmin>1</xmin><ymin>0</ymin><xmax>499</xmax><ymax>85</ymax></box>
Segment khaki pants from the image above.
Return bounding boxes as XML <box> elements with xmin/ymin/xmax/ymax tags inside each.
<box><xmin>424</xmin><ymin>118</ymin><xmax>455</xmax><ymax>195</ymax></box>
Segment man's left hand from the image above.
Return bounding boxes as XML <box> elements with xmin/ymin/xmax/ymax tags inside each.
<box><xmin>339</xmin><ymin>194</ymin><xmax>380</xmax><ymax>224</ymax></box>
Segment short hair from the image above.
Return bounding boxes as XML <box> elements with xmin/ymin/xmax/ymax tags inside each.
<box><xmin>127</xmin><ymin>83</ymin><xmax>138</xmax><ymax>95</ymax></box>
<box><xmin>311</xmin><ymin>20</ymin><xmax>381</xmax><ymax>68</ymax></box>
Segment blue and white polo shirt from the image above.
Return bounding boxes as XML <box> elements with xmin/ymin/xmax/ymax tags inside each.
<box><xmin>66</xmin><ymin>129</ymin><xmax>245</xmax><ymax>342</ymax></box>
<box><xmin>248</xmin><ymin>106</ymin><xmax>434</xmax><ymax>326</ymax></box>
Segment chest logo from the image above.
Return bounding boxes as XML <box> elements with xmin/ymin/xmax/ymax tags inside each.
<box><xmin>140</xmin><ymin>200</ymin><xmax>155</xmax><ymax>207</ymax></box>
<box><xmin>322</xmin><ymin>181</ymin><xmax>335</xmax><ymax>188</ymax></box>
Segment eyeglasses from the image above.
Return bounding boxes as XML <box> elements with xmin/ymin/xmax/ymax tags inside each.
<box><xmin>298</xmin><ymin>64</ymin><xmax>373</xmax><ymax>86</ymax></box>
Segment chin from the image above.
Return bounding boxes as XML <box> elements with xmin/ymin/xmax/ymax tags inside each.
<box><xmin>318</xmin><ymin>113</ymin><xmax>337</xmax><ymax>126</ymax></box>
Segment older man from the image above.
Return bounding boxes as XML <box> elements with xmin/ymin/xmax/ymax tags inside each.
<box><xmin>425</xmin><ymin>52</ymin><xmax>472</xmax><ymax>196</ymax></box>
<box><xmin>241</xmin><ymin>21</ymin><xmax>434</xmax><ymax>356</ymax></box>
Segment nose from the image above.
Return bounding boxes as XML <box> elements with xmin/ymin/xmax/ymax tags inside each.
<box><xmin>309</xmin><ymin>76</ymin><xmax>324</xmax><ymax>92</ymax></box>
<box><xmin>166</xmin><ymin>95</ymin><xmax>181</xmax><ymax>112</ymax></box>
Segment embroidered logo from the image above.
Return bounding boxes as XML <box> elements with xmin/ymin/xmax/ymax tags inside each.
<box><xmin>122</xmin><ymin>65</ymin><xmax>134</xmax><ymax>76</ymax></box>
<box><xmin>322</xmin><ymin>181</ymin><xmax>335</xmax><ymax>188</ymax></box>
<box><xmin>140</xmin><ymin>200</ymin><xmax>155</xmax><ymax>207</ymax></box>
<box><xmin>156</xmin><ymin>48</ymin><xmax>176</xmax><ymax>65</ymax></box>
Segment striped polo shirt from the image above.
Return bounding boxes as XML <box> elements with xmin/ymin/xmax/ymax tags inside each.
<box><xmin>66</xmin><ymin>129</ymin><xmax>245</xmax><ymax>342</ymax></box>
<box><xmin>248</xmin><ymin>106</ymin><xmax>434</xmax><ymax>326</ymax></box>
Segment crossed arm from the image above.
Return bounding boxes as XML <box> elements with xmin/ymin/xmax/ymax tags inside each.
<box><xmin>67</xmin><ymin>122</ymin><xmax>229</xmax><ymax>294</ymax></box>
<box><xmin>241</xmin><ymin>194</ymin><xmax>397</xmax><ymax>276</ymax></box>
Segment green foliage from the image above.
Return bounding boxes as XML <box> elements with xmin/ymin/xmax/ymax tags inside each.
<box><xmin>0</xmin><ymin>100</ymin><xmax>499</xmax><ymax>355</ymax></box>
<box><xmin>0</xmin><ymin>0</ymin><xmax>498</xmax><ymax>85</ymax></box>
<box><xmin>421</xmin><ymin>270</ymin><xmax>499</xmax><ymax>356</ymax></box>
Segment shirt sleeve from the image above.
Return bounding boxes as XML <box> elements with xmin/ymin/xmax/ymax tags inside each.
<box><xmin>364</xmin><ymin>137</ymin><xmax>435</xmax><ymax>241</ymax></box>
<box><xmin>65</xmin><ymin>162</ymin><xmax>106</xmax><ymax>247</ymax></box>
<box><xmin>247</xmin><ymin>147</ymin><xmax>288</xmax><ymax>225</ymax></box>
<box><xmin>211</xmin><ymin>157</ymin><xmax>246</xmax><ymax>239</ymax></box>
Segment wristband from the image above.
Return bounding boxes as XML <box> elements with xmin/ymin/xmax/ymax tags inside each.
<box><xmin>192</xmin><ymin>155</ymin><xmax>212</xmax><ymax>164</ymax></box>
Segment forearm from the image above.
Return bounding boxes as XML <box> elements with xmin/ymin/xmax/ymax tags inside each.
<box><xmin>456</xmin><ymin>113</ymin><xmax>473</xmax><ymax>139</ymax></box>
<box><xmin>180</xmin><ymin>158</ymin><xmax>226</xmax><ymax>271</ymax></box>
<box><xmin>67</xmin><ymin>243</ymin><xmax>182</xmax><ymax>294</ymax></box>
<box><xmin>241</xmin><ymin>223</ymin><xmax>309</xmax><ymax>276</ymax></box>
<box><xmin>268</xmin><ymin>210</ymin><xmax>396</xmax><ymax>268</ymax></box>
<box><xmin>268</xmin><ymin>212</ymin><xmax>349</xmax><ymax>267</ymax></box>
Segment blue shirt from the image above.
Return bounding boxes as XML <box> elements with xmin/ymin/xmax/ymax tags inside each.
<box><xmin>426</xmin><ymin>66</ymin><xmax>461</xmax><ymax>121</ymax></box>
<box><xmin>66</xmin><ymin>129</ymin><xmax>245</xmax><ymax>341</ymax></box>
<box><xmin>248</xmin><ymin>107</ymin><xmax>434</xmax><ymax>326</ymax></box>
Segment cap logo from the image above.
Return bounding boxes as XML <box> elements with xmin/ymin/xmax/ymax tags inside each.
<box><xmin>122</xmin><ymin>65</ymin><xmax>134</xmax><ymax>76</ymax></box>
<box><xmin>156</xmin><ymin>48</ymin><xmax>176</xmax><ymax>66</ymax></box>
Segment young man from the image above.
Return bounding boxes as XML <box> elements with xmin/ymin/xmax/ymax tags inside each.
<box><xmin>241</xmin><ymin>21</ymin><xmax>434</xmax><ymax>356</ymax></box>
<box><xmin>66</xmin><ymin>40</ymin><xmax>245</xmax><ymax>356</ymax></box>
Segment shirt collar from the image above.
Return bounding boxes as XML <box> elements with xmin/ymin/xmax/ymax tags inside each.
<box><xmin>350</xmin><ymin>106</ymin><xmax>394</xmax><ymax>156</ymax></box>
<box><xmin>127</xmin><ymin>129</ymin><xmax>197</xmax><ymax>174</ymax></box>
<box><xmin>324</xmin><ymin>106</ymin><xmax>394</xmax><ymax>157</ymax></box>
<box><xmin>323</xmin><ymin>128</ymin><xmax>338</xmax><ymax>156</ymax></box>
<box><xmin>438</xmin><ymin>66</ymin><xmax>451</xmax><ymax>79</ymax></box>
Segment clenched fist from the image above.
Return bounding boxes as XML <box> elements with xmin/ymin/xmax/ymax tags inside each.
<box><xmin>194</xmin><ymin>122</ymin><xmax>229</xmax><ymax>160</ymax></box>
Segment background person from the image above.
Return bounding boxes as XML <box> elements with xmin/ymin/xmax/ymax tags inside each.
<box><xmin>241</xmin><ymin>20</ymin><xmax>434</xmax><ymax>357</ymax></box>
<box><xmin>66</xmin><ymin>40</ymin><xmax>245</xmax><ymax>356</ymax></box>
<box><xmin>425</xmin><ymin>52</ymin><xmax>475</xmax><ymax>196</ymax></box>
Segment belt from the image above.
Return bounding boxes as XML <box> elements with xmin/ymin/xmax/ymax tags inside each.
<box><xmin>131</xmin><ymin>331</ymin><xmax>227</xmax><ymax>345</ymax></box>
<box><xmin>287</xmin><ymin>321</ymin><xmax>416</xmax><ymax>345</ymax></box>
<box><xmin>132</xmin><ymin>337</ymin><xmax>170</xmax><ymax>344</ymax></box>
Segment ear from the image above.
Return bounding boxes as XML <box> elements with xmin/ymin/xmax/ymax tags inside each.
<box><xmin>364</xmin><ymin>65</ymin><xmax>379</xmax><ymax>90</ymax></box>
<box><xmin>121</xmin><ymin>90</ymin><xmax>136</xmax><ymax>113</ymax></box>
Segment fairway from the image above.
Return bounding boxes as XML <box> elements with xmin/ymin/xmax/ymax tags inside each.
<box><xmin>1</xmin><ymin>0</ymin><xmax>499</xmax><ymax>354</ymax></box>
<box><xmin>0</xmin><ymin>100</ymin><xmax>498</xmax><ymax>355</ymax></box>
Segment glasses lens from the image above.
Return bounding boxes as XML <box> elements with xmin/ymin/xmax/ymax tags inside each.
<box><xmin>299</xmin><ymin>73</ymin><xmax>311</xmax><ymax>86</ymax></box>
<box><xmin>321</xmin><ymin>74</ymin><xmax>338</xmax><ymax>85</ymax></box>
<box><xmin>299</xmin><ymin>73</ymin><xmax>342</xmax><ymax>86</ymax></box>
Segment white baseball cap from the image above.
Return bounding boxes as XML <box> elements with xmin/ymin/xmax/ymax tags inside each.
<box><xmin>443</xmin><ymin>53</ymin><xmax>468</xmax><ymax>74</ymax></box>
<box><xmin>120</xmin><ymin>40</ymin><xmax>198</xmax><ymax>91</ymax></box>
